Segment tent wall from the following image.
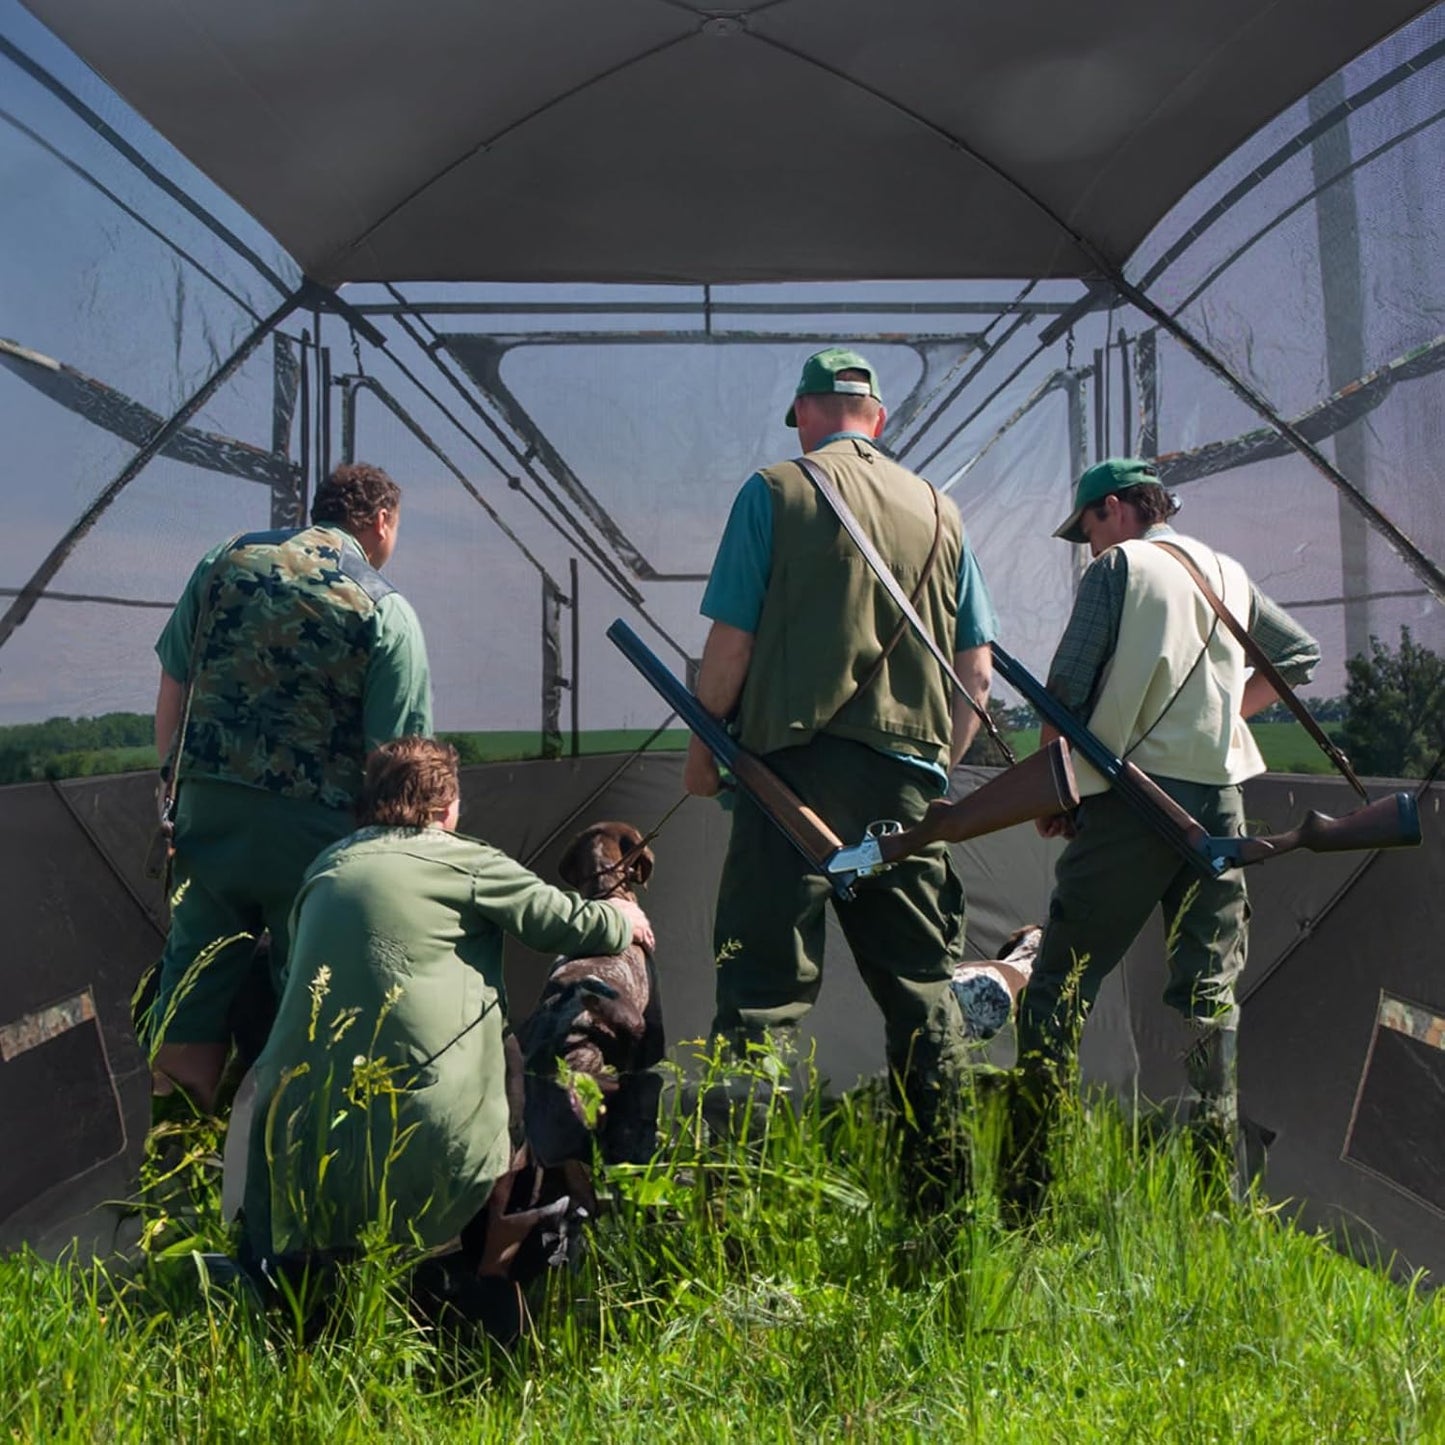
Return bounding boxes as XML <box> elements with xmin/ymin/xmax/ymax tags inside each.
<box><xmin>2</xmin><ymin>762</ymin><xmax>1439</xmax><ymax>1284</ymax></box>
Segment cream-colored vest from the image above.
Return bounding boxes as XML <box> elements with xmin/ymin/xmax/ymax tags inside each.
<box><xmin>1074</xmin><ymin>534</ymin><xmax>1267</xmax><ymax>797</ymax></box>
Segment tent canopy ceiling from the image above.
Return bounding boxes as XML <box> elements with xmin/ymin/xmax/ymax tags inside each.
<box><xmin>19</xmin><ymin>0</ymin><xmax>1434</xmax><ymax>286</ymax></box>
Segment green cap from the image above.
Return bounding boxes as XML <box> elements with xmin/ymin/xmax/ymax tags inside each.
<box><xmin>784</xmin><ymin>347</ymin><xmax>882</xmax><ymax>428</ymax></box>
<box><xmin>1054</xmin><ymin>457</ymin><xmax>1162</xmax><ymax>544</ymax></box>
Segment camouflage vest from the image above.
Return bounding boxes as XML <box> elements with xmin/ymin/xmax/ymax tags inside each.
<box><xmin>180</xmin><ymin>525</ymin><xmax>393</xmax><ymax>810</ymax></box>
<box><xmin>736</xmin><ymin>438</ymin><xmax>962</xmax><ymax>765</ymax></box>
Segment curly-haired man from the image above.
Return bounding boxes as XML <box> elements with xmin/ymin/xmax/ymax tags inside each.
<box><xmin>148</xmin><ymin>463</ymin><xmax>432</xmax><ymax>1115</ymax></box>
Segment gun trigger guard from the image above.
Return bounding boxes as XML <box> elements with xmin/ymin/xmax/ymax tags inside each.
<box><xmin>826</xmin><ymin>819</ymin><xmax>907</xmax><ymax>890</ymax></box>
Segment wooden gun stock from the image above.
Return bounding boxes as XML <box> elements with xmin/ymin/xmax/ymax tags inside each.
<box><xmin>877</xmin><ymin>740</ymin><xmax>1079</xmax><ymax>862</ymax></box>
<box><xmin>1217</xmin><ymin>791</ymin><xmax>1422</xmax><ymax>867</ymax></box>
<box><xmin>727</xmin><ymin>751</ymin><xmax>846</xmax><ymax>863</ymax></box>
<box><xmin>607</xmin><ymin>618</ymin><xmax>855</xmax><ymax>896</ymax></box>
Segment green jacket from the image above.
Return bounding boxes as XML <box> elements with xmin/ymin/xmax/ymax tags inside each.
<box><xmin>737</xmin><ymin>437</ymin><xmax>962</xmax><ymax>767</ymax></box>
<box><xmin>245</xmin><ymin>825</ymin><xmax>629</xmax><ymax>1255</ymax></box>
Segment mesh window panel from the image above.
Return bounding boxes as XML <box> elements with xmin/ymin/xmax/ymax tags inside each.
<box><xmin>1344</xmin><ymin>993</ymin><xmax>1445</xmax><ymax>1216</ymax></box>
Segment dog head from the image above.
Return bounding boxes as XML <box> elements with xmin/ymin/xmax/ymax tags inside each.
<box><xmin>557</xmin><ymin>821</ymin><xmax>654</xmax><ymax>899</ymax></box>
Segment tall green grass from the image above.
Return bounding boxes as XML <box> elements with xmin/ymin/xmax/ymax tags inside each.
<box><xmin>2</xmin><ymin>1049</ymin><xmax>1440</xmax><ymax>1442</ymax></box>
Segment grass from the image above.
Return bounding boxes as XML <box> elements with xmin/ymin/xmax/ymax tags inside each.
<box><xmin>2</xmin><ymin>1046</ymin><xmax>1440</xmax><ymax>1443</ymax></box>
<box><xmin>1248</xmin><ymin>720</ymin><xmax>1347</xmax><ymax>774</ymax></box>
<box><xmin>440</xmin><ymin>729</ymin><xmax>691</xmax><ymax>764</ymax></box>
<box><xmin>1003</xmin><ymin>721</ymin><xmax>1344</xmax><ymax>775</ymax></box>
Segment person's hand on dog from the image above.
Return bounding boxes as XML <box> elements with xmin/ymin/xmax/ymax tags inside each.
<box><xmin>608</xmin><ymin>897</ymin><xmax>655</xmax><ymax>953</ymax></box>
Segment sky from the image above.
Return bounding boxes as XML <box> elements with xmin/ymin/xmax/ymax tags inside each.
<box><xmin>1</xmin><ymin>0</ymin><xmax>1442</xmax><ymax>731</ymax></box>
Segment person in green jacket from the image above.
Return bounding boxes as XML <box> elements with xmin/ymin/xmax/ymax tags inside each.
<box><xmin>242</xmin><ymin>737</ymin><xmax>653</xmax><ymax>1267</ymax></box>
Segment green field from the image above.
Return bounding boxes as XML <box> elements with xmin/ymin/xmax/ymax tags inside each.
<box><xmin>440</xmin><ymin>728</ymin><xmax>691</xmax><ymax>763</ymax></box>
<box><xmin>999</xmin><ymin>721</ymin><xmax>1341</xmax><ymax>775</ymax></box>
<box><xmin>2</xmin><ymin>1054</ymin><xmax>1440</xmax><ymax>1441</ymax></box>
<box><xmin>1248</xmin><ymin>720</ymin><xmax>1347</xmax><ymax>774</ymax></box>
<box><xmin>0</xmin><ymin>720</ymin><xmax>1351</xmax><ymax>783</ymax></box>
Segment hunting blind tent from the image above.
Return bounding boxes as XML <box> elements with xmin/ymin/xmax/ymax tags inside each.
<box><xmin>1</xmin><ymin>0</ymin><xmax>1443</xmax><ymax>1279</ymax></box>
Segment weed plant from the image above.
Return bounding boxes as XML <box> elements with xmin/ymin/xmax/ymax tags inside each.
<box><xmin>2</xmin><ymin>1040</ymin><xmax>1441</xmax><ymax>1443</ymax></box>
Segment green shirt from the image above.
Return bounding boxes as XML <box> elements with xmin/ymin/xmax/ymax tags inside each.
<box><xmin>248</xmin><ymin>825</ymin><xmax>630</xmax><ymax>1255</ymax></box>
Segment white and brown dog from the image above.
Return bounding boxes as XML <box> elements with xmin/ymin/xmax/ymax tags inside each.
<box><xmin>952</xmin><ymin>924</ymin><xmax>1042</xmax><ymax>1041</ymax></box>
<box><xmin>514</xmin><ymin>821</ymin><xmax>664</xmax><ymax>1167</ymax></box>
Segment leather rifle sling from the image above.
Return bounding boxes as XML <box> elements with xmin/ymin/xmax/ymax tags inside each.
<box><xmin>1152</xmin><ymin>539</ymin><xmax>1367</xmax><ymax>800</ymax></box>
<box><xmin>795</xmin><ymin>455</ymin><xmax>1015</xmax><ymax>764</ymax></box>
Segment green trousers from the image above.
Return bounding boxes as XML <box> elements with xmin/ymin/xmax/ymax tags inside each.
<box><xmin>711</xmin><ymin>734</ymin><xmax>970</xmax><ymax>1097</ymax></box>
<box><xmin>1015</xmin><ymin>777</ymin><xmax>1248</xmax><ymax>1146</ymax></box>
<box><xmin>152</xmin><ymin>778</ymin><xmax>352</xmax><ymax>1044</ymax></box>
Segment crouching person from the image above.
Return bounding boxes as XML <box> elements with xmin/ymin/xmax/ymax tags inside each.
<box><xmin>239</xmin><ymin>737</ymin><xmax>653</xmax><ymax>1342</ymax></box>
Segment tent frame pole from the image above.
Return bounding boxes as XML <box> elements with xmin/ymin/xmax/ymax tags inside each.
<box><xmin>0</xmin><ymin>287</ymin><xmax>306</xmax><ymax>652</ymax></box>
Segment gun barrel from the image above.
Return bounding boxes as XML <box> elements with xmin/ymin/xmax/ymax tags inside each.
<box><xmin>607</xmin><ymin>619</ymin><xmax>854</xmax><ymax>899</ymax></box>
<box><xmin>992</xmin><ymin>642</ymin><xmax>1221</xmax><ymax>877</ymax></box>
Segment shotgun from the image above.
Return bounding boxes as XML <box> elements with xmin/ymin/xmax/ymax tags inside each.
<box><xmin>608</xmin><ymin>620</ymin><xmax>1084</xmax><ymax>898</ymax></box>
<box><xmin>607</xmin><ymin>620</ymin><xmax>860</xmax><ymax>897</ymax></box>
<box><xmin>990</xmin><ymin>642</ymin><xmax>1421</xmax><ymax>873</ymax></box>
<box><xmin>1211</xmin><ymin>792</ymin><xmax>1420</xmax><ymax>865</ymax></box>
<box><xmin>825</xmin><ymin>739</ymin><xmax>1079</xmax><ymax>882</ymax></box>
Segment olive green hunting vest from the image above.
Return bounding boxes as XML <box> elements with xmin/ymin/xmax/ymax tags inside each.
<box><xmin>181</xmin><ymin>525</ymin><xmax>391</xmax><ymax>811</ymax></box>
<box><xmin>736</xmin><ymin>438</ymin><xmax>962</xmax><ymax>765</ymax></box>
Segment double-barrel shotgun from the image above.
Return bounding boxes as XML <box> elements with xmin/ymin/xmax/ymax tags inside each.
<box><xmin>606</xmin><ymin>620</ymin><xmax>1078</xmax><ymax>899</ymax></box>
<box><xmin>990</xmin><ymin>642</ymin><xmax>1421</xmax><ymax>876</ymax></box>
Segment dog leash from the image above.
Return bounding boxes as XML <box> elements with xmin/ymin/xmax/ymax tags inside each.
<box><xmin>521</xmin><ymin>716</ymin><xmax>677</xmax><ymax>872</ymax></box>
<box><xmin>590</xmin><ymin>791</ymin><xmax>691</xmax><ymax>898</ymax></box>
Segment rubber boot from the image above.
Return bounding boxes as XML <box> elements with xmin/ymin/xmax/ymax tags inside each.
<box><xmin>1184</xmin><ymin>1024</ymin><xmax>1245</xmax><ymax>1204</ymax></box>
<box><xmin>999</xmin><ymin>1062</ymin><xmax>1060</xmax><ymax>1225</ymax></box>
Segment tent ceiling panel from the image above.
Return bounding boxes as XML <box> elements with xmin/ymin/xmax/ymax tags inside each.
<box><xmin>19</xmin><ymin>0</ymin><xmax>1436</xmax><ymax>283</ymax></box>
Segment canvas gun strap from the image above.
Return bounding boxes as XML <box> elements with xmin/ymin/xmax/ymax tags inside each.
<box><xmin>794</xmin><ymin>455</ymin><xmax>1014</xmax><ymax>765</ymax></box>
<box><xmin>818</xmin><ymin>479</ymin><xmax>944</xmax><ymax>732</ymax></box>
<box><xmin>1152</xmin><ymin>539</ymin><xmax>1366</xmax><ymax>799</ymax></box>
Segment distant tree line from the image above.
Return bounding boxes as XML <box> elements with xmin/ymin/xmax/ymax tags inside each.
<box><xmin>4</xmin><ymin>629</ymin><xmax>1441</xmax><ymax>785</ymax></box>
<box><xmin>0</xmin><ymin>712</ymin><xmax>154</xmax><ymax>784</ymax></box>
<box><xmin>964</xmin><ymin>627</ymin><xmax>1442</xmax><ymax>779</ymax></box>
<box><xmin>1338</xmin><ymin>627</ymin><xmax>1445</xmax><ymax>779</ymax></box>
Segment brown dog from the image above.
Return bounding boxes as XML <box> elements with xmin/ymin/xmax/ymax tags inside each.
<box><xmin>514</xmin><ymin>821</ymin><xmax>664</xmax><ymax>1167</ymax></box>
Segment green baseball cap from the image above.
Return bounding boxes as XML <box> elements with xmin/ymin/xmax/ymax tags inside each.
<box><xmin>1054</xmin><ymin>457</ymin><xmax>1162</xmax><ymax>543</ymax></box>
<box><xmin>784</xmin><ymin>347</ymin><xmax>882</xmax><ymax>428</ymax></box>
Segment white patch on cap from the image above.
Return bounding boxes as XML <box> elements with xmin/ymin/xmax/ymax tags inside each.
<box><xmin>831</xmin><ymin>380</ymin><xmax>873</xmax><ymax>396</ymax></box>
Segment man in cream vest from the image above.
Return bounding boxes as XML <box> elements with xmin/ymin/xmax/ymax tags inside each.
<box><xmin>684</xmin><ymin>347</ymin><xmax>999</xmax><ymax>1200</ymax></box>
<box><xmin>1012</xmin><ymin>457</ymin><xmax>1320</xmax><ymax>1203</ymax></box>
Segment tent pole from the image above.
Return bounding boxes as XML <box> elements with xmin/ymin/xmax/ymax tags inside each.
<box><xmin>1309</xmin><ymin>72</ymin><xmax>1373</xmax><ymax>658</ymax></box>
<box><xmin>1135</xmin><ymin>329</ymin><xmax>1158</xmax><ymax>459</ymax></box>
<box><xmin>541</xmin><ymin>575</ymin><xmax>565</xmax><ymax>760</ymax></box>
<box><xmin>269</xmin><ymin>333</ymin><xmax>304</xmax><ymax>528</ymax></box>
<box><xmin>570</xmin><ymin>557</ymin><xmax>581</xmax><ymax>759</ymax></box>
<box><xmin>0</xmin><ymin>287</ymin><xmax>306</xmax><ymax>652</ymax></box>
<box><xmin>1108</xmin><ymin>270</ymin><xmax>1445</xmax><ymax>603</ymax></box>
<box><xmin>1064</xmin><ymin>367</ymin><xmax>1091</xmax><ymax>592</ymax></box>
